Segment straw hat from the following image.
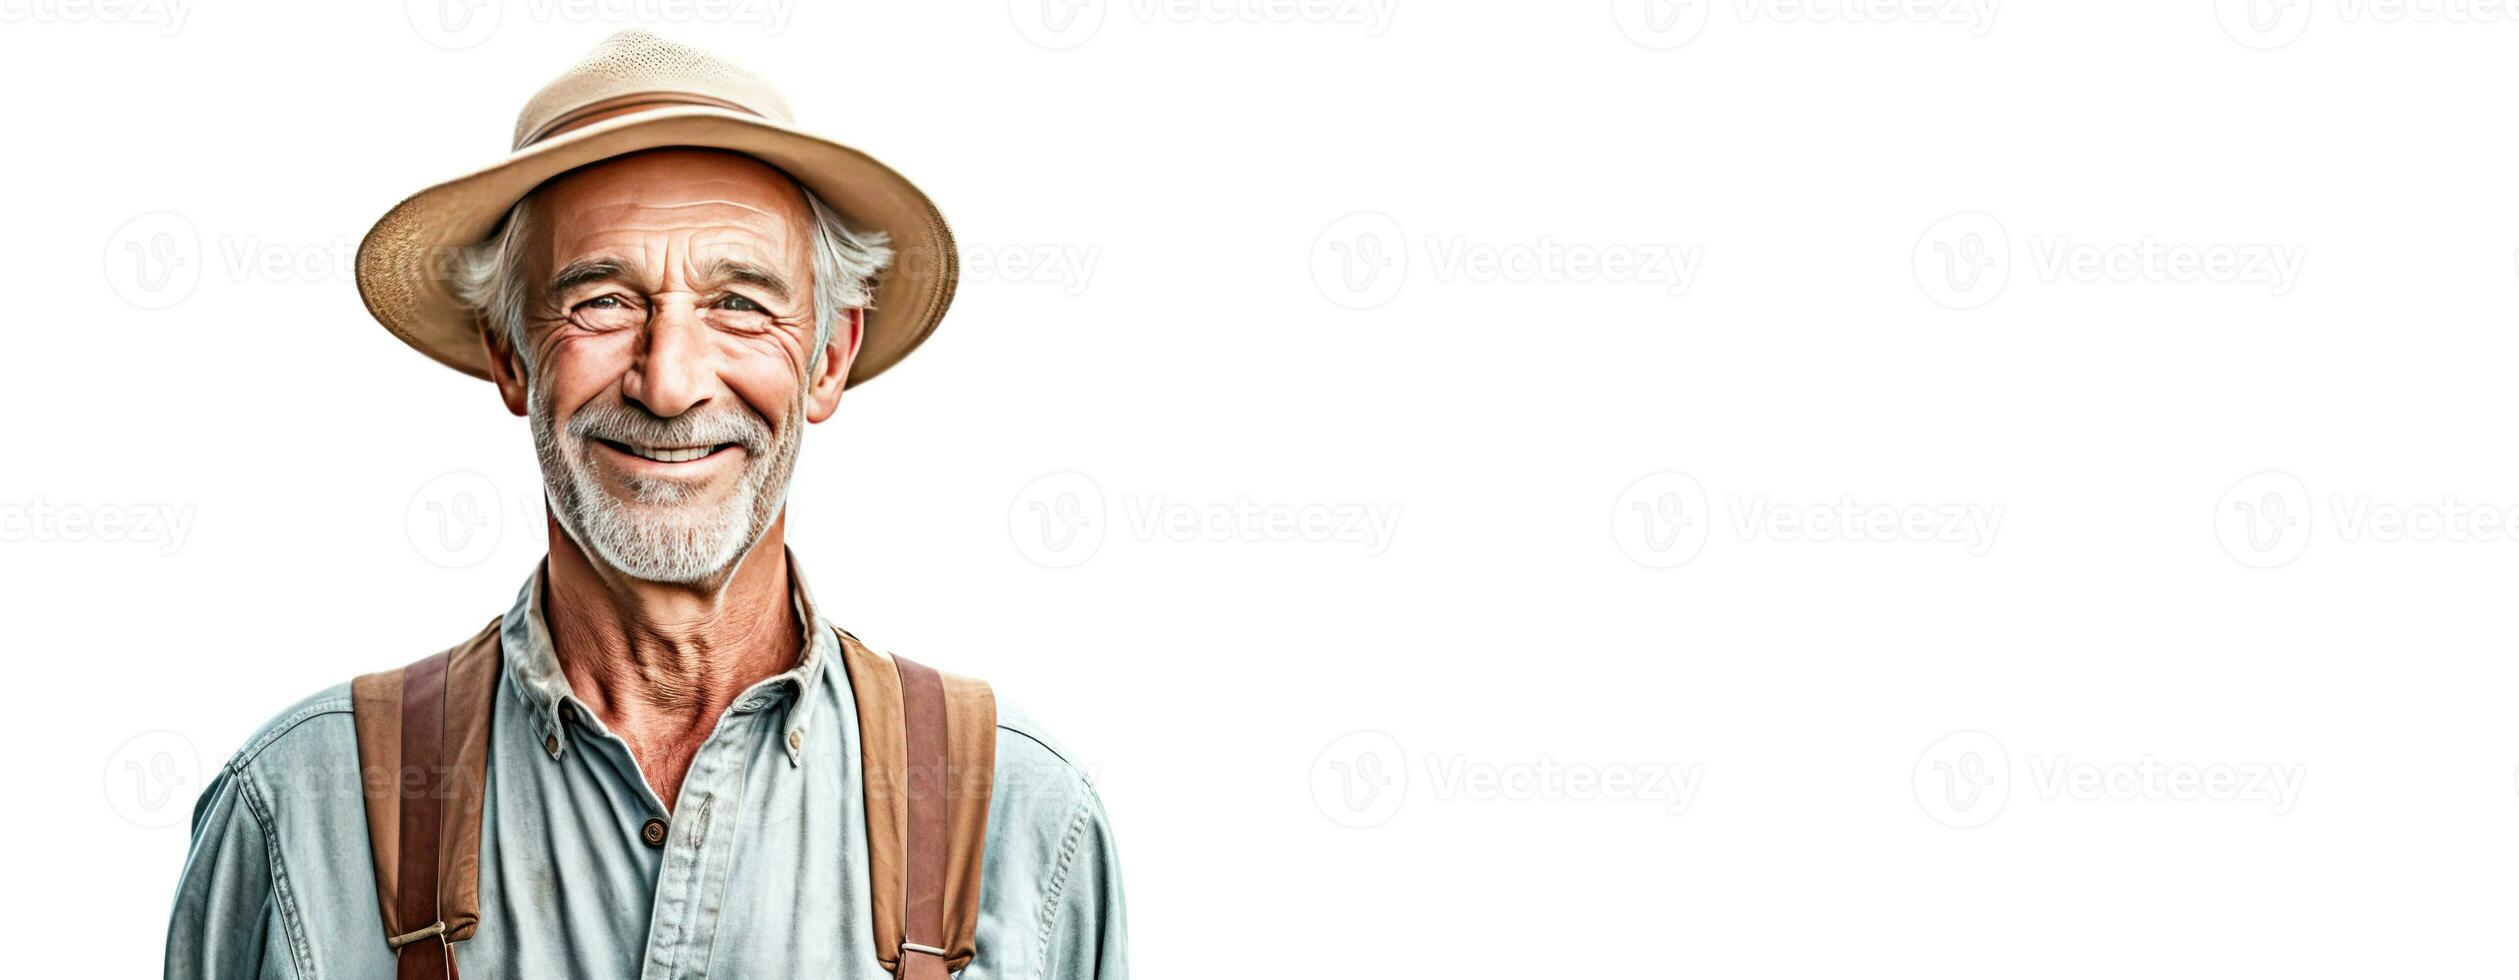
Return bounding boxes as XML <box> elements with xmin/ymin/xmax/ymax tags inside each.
<box><xmin>355</xmin><ymin>30</ymin><xmax>955</xmax><ymax>387</ymax></box>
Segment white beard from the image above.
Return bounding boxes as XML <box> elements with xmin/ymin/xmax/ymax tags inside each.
<box><xmin>531</xmin><ymin>388</ymin><xmax>800</xmax><ymax>585</ymax></box>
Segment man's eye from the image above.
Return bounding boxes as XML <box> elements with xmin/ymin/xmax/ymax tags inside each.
<box><xmin>579</xmin><ymin>296</ymin><xmax>624</xmax><ymax>310</ymax></box>
<box><xmin>720</xmin><ymin>295</ymin><xmax>765</xmax><ymax>313</ymax></box>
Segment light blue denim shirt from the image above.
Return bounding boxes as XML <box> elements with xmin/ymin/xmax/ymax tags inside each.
<box><xmin>164</xmin><ymin>558</ymin><xmax>1126</xmax><ymax>979</ymax></box>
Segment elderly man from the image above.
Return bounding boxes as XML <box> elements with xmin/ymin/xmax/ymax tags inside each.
<box><xmin>164</xmin><ymin>32</ymin><xmax>1125</xmax><ymax>980</ymax></box>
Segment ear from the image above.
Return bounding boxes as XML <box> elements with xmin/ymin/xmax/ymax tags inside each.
<box><xmin>804</xmin><ymin>307</ymin><xmax>863</xmax><ymax>424</ymax></box>
<box><xmin>480</xmin><ymin>322</ymin><xmax>530</xmax><ymax>417</ymax></box>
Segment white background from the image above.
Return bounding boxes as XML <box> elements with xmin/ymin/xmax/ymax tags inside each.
<box><xmin>5</xmin><ymin>0</ymin><xmax>2517</xmax><ymax>976</ymax></box>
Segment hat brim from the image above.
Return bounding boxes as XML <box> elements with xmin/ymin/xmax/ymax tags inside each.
<box><xmin>355</xmin><ymin>106</ymin><xmax>956</xmax><ymax>388</ymax></box>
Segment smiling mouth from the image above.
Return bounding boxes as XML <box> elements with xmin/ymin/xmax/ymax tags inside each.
<box><xmin>596</xmin><ymin>439</ymin><xmax>739</xmax><ymax>464</ymax></box>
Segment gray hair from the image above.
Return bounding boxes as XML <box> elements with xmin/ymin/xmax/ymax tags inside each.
<box><xmin>452</xmin><ymin>187</ymin><xmax>893</xmax><ymax>375</ymax></box>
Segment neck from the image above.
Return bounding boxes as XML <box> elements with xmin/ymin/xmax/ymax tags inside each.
<box><xmin>541</xmin><ymin>511</ymin><xmax>799</xmax><ymax>810</ymax></box>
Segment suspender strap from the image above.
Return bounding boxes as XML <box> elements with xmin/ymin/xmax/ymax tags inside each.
<box><xmin>353</xmin><ymin>619</ymin><xmax>500</xmax><ymax>980</ymax></box>
<box><xmin>894</xmin><ymin>655</ymin><xmax>953</xmax><ymax>980</ymax></box>
<box><xmin>393</xmin><ymin>650</ymin><xmax>453</xmax><ymax>980</ymax></box>
<box><xmin>843</xmin><ymin>631</ymin><xmax>995</xmax><ymax>978</ymax></box>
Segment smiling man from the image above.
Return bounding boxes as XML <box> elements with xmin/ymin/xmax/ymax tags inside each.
<box><xmin>164</xmin><ymin>32</ymin><xmax>1126</xmax><ymax>980</ymax></box>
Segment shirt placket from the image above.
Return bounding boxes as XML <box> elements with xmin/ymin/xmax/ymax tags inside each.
<box><xmin>639</xmin><ymin>694</ymin><xmax>792</xmax><ymax>980</ymax></box>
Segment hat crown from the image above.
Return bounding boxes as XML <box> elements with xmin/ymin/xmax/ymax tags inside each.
<box><xmin>512</xmin><ymin>30</ymin><xmax>793</xmax><ymax>149</ymax></box>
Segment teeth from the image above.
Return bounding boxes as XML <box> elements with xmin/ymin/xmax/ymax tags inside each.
<box><xmin>627</xmin><ymin>444</ymin><xmax>714</xmax><ymax>463</ymax></box>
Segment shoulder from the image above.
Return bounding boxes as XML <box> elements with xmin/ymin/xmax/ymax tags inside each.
<box><xmin>229</xmin><ymin>682</ymin><xmax>357</xmax><ymax>770</ymax></box>
<box><xmin>984</xmin><ymin>695</ymin><xmax>1114</xmax><ymax>841</ymax></box>
<box><xmin>173</xmin><ymin>683</ymin><xmax>381</xmax><ymax>976</ymax></box>
<box><xmin>994</xmin><ymin>697</ymin><xmax>1084</xmax><ymax>772</ymax></box>
<box><xmin>201</xmin><ymin>680</ymin><xmax>369</xmax><ymax>838</ymax></box>
<box><xmin>176</xmin><ymin>684</ymin><xmax>365</xmax><ymax>894</ymax></box>
<box><xmin>973</xmin><ymin>694</ymin><xmax>1127</xmax><ymax>972</ymax></box>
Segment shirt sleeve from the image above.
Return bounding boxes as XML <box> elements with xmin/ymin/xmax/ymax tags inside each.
<box><xmin>164</xmin><ymin>764</ymin><xmax>299</xmax><ymax>980</ymax></box>
<box><xmin>1040</xmin><ymin>781</ymin><xmax>1129</xmax><ymax>980</ymax></box>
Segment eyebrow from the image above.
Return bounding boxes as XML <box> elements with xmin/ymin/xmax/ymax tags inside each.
<box><xmin>707</xmin><ymin>258</ymin><xmax>795</xmax><ymax>303</ymax></box>
<box><xmin>547</xmin><ymin>258</ymin><xmax>629</xmax><ymax>297</ymax></box>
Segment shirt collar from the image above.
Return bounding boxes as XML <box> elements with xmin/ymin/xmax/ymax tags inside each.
<box><xmin>500</xmin><ymin>546</ymin><xmax>838</xmax><ymax>763</ymax></box>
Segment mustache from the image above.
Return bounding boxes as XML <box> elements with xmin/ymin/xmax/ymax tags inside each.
<box><xmin>566</xmin><ymin>400</ymin><xmax>772</xmax><ymax>453</ymax></box>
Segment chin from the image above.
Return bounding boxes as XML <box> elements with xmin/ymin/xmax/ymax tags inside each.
<box><xmin>572</xmin><ymin>486</ymin><xmax>765</xmax><ymax>585</ymax></box>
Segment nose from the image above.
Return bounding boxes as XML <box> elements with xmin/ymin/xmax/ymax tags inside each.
<box><xmin>621</xmin><ymin>299</ymin><xmax>712</xmax><ymax>418</ymax></box>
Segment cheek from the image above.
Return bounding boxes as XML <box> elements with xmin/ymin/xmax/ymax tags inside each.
<box><xmin>536</xmin><ymin>334</ymin><xmax>636</xmax><ymax>414</ymax></box>
<box><xmin>719</xmin><ymin>357</ymin><xmax>807</xmax><ymax>427</ymax></box>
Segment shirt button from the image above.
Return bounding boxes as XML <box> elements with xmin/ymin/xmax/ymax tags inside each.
<box><xmin>786</xmin><ymin>729</ymin><xmax>804</xmax><ymax>751</ymax></box>
<box><xmin>640</xmin><ymin>818</ymin><xmax>668</xmax><ymax>848</ymax></box>
<box><xmin>544</xmin><ymin>734</ymin><xmax>560</xmax><ymax>755</ymax></box>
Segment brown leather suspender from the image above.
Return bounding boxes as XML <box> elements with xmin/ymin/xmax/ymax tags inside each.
<box><xmin>391</xmin><ymin>650</ymin><xmax>454</xmax><ymax>980</ymax></box>
<box><xmin>354</xmin><ymin>619</ymin><xmax>499</xmax><ymax>980</ymax></box>
<box><xmin>354</xmin><ymin>622</ymin><xmax>995</xmax><ymax>978</ymax></box>
<box><xmin>893</xmin><ymin>655</ymin><xmax>954</xmax><ymax>980</ymax></box>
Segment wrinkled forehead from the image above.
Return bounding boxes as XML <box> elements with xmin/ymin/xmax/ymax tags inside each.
<box><xmin>524</xmin><ymin>148</ymin><xmax>814</xmax><ymax>276</ymax></box>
